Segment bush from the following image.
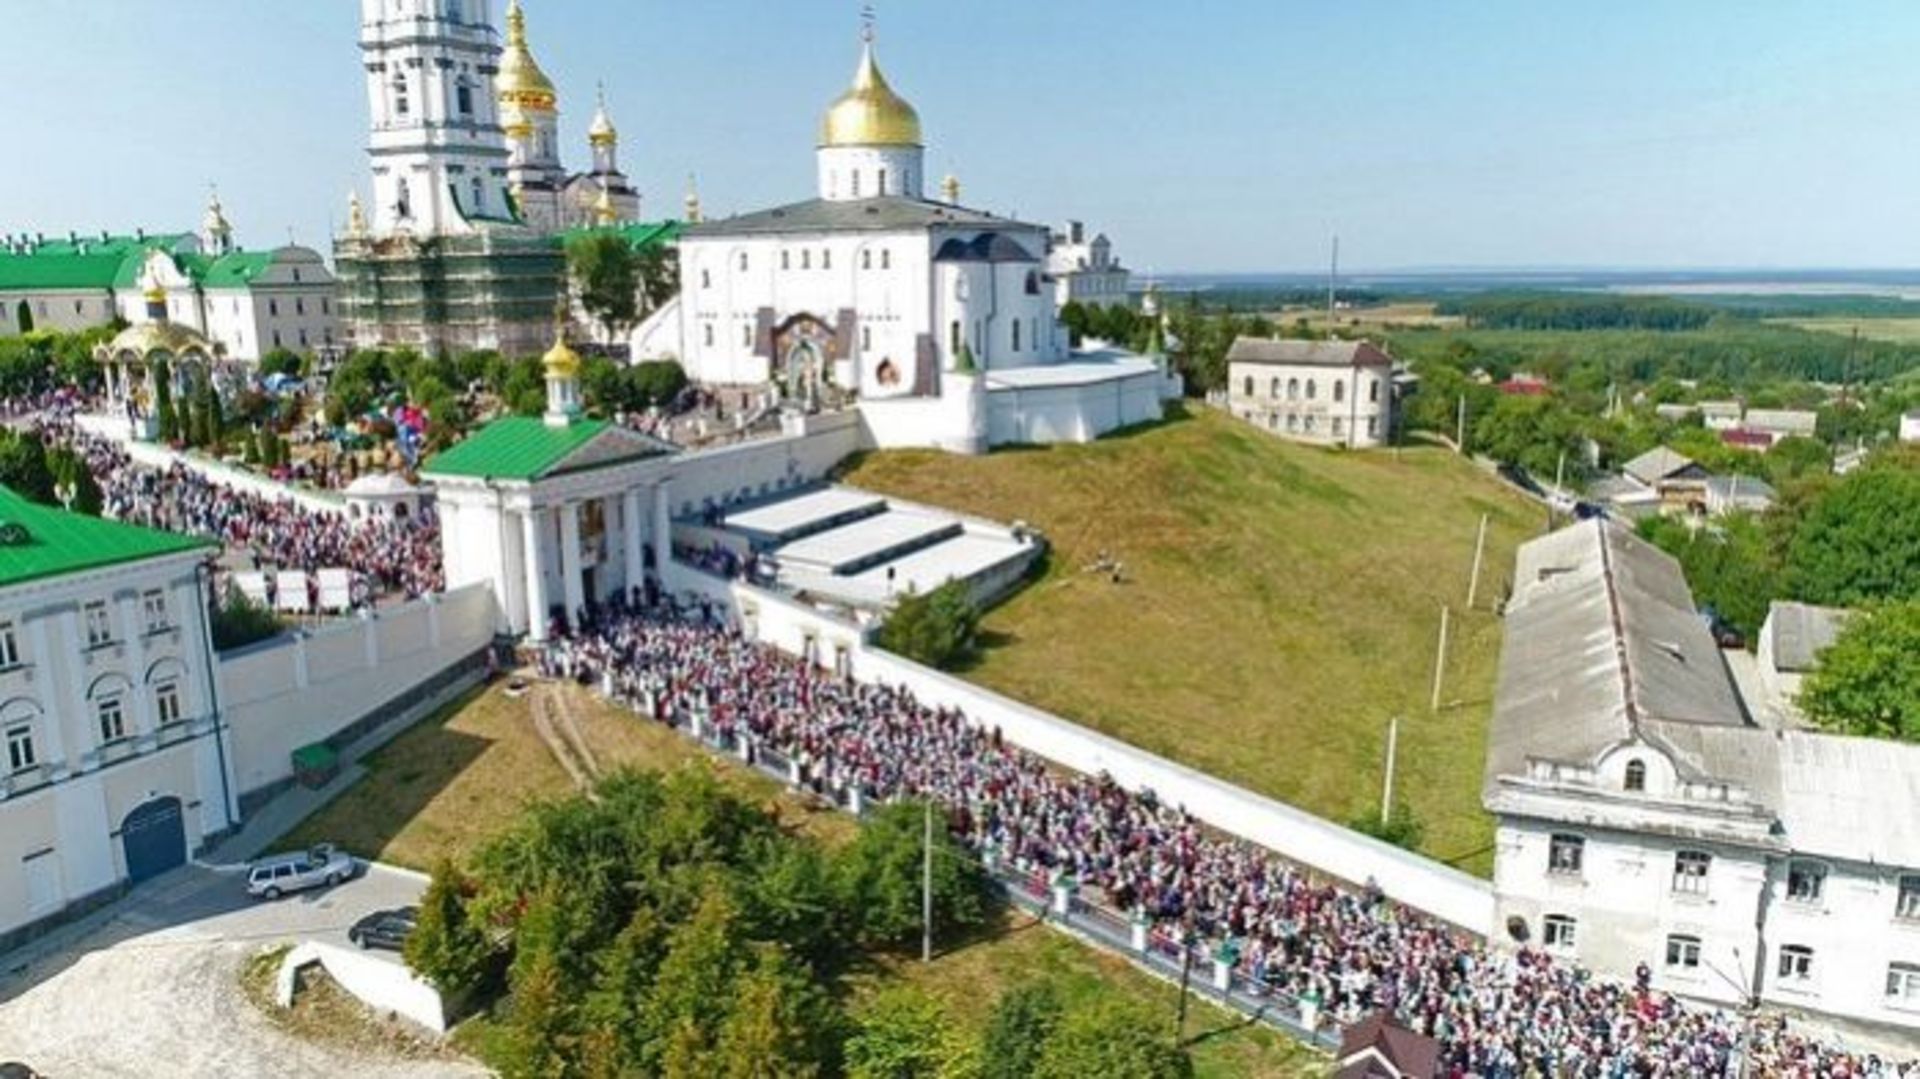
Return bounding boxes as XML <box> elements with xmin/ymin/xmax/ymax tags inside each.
<box><xmin>1800</xmin><ymin>601</ymin><xmax>1920</xmax><ymax>742</ymax></box>
<box><xmin>209</xmin><ymin>589</ymin><xmax>281</xmax><ymax>651</ymax></box>
<box><xmin>1349</xmin><ymin>802</ymin><xmax>1426</xmax><ymax>851</ymax></box>
<box><xmin>876</xmin><ymin>580</ymin><xmax>980</xmax><ymax>671</ymax></box>
<box><xmin>835</xmin><ymin>800</ymin><xmax>988</xmax><ymax>949</ymax></box>
<box><xmin>406</xmin><ymin>859</ymin><xmax>497</xmax><ymax>1001</ymax></box>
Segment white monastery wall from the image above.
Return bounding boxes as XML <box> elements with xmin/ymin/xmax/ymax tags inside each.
<box><xmin>664</xmin><ymin>412</ymin><xmax>861</xmax><ymax>516</ymax></box>
<box><xmin>220</xmin><ymin>584</ymin><xmax>495</xmax><ymax>797</ymax></box>
<box><xmin>669</xmin><ymin>573</ymin><xmax>1495</xmax><ymax>933</ymax></box>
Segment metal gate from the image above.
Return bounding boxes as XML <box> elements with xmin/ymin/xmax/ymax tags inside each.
<box><xmin>121</xmin><ymin>796</ymin><xmax>186</xmax><ymax>885</ymax></box>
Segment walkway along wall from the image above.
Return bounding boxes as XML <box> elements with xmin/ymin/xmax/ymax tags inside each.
<box><xmin>219</xmin><ymin>583</ymin><xmax>497</xmax><ymax>802</ymax></box>
<box><xmin>666</xmin><ymin>569</ymin><xmax>1495</xmax><ymax>934</ymax></box>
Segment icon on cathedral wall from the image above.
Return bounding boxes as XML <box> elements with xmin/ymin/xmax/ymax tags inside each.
<box><xmin>875</xmin><ymin>359</ymin><xmax>900</xmax><ymax>387</ymax></box>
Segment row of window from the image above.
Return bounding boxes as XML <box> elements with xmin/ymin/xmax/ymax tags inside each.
<box><xmin>1545</xmin><ymin>833</ymin><xmax>1920</xmax><ymax>915</ymax></box>
<box><xmin>1253</xmin><ymin>411</ymin><xmax>1381</xmax><ymax>440</ymax></box>
<box><xmin>265</xmin><ymin>297</ymin><xmax>328</xmax><ymax>318</ymax></box>
<box><xmin>390</xmin><ymin>72</ymin><xmax>478</xmax><ymax>122</ymax></box>
<box><xmin>1241</xmin><ymin>374</ymin><xmax>1381</xmax><ymax>405</ymax></box>
<box><xmin>78</xmin><ymin>593</ymin><xmax>172</xmax><ymax>650</ymax></box>
<box><xmin>699</xmin><ymin>247</ymin><xmax>897</xmax><ymax>290</ymax></box>
<box><xmin>4</xmin><ymin>675</ymin><xmax>186</xmax><ymax>776</ymax></box>
<box><xmin>1543</xmin><ymin>914</ymin><xmax>1920</xmax><ymax>1002</ymax></box>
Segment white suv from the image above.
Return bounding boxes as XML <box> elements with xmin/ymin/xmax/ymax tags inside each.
<box><xmin>246</xmin><ymin>844</ymin><xmax>358</xmax><ymax>899</ymax></box>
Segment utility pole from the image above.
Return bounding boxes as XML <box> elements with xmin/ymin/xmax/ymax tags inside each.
<box><xmin>1455</xmin><ymin>394</ymin><xmax>1467</xmax><ymax>454</ymax></box>
<box><xmin>1326</xmin><ymin>234</ymin><xmax>1339</xmax><ymax>337</ymax></box>
<box><xmin>1554</xmin><ymin>449</ymin><xmax>1567</xmax><ymax>497</ymax></box>
<box><xmin>922</xmin><ymin>799</ymin><xmax>934</xmax><ymax>964</ymax></box>
<box><xmin>1380</xmin><ymin>716</ymin><xmax>1400</xmax><ymax>823</ymax></box>
<box><xmin>1430</xmin><ymin>605</ymin><xmax>1451</xmax><ymax>714</ymax></box>
<box><xmin>1467</xmin><ymin>512</ymin><xmax>1489</xmax><ymax>609</ymax></box>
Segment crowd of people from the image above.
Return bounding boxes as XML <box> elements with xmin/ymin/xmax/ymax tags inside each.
<box><xmin>38</xmin><ymin>419</ymin><xmax>444</xmax><ymax>601</ymax></box>
<box><xmin>539</xmin><ymin>596</ymin><xmax>1915</xmax><ymax>1079</ymax></box>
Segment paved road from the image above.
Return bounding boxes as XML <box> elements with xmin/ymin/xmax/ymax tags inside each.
<box><xmin>0</xmin><ymin>864</ymin><xmax>485</xmax><ymax>1078</ymax></box>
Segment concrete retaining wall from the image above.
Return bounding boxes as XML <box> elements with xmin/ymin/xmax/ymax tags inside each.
<box><xmin>278</xmin><ymin>940</ymin><xmax>448</xmax><ymax>1034</ymax></box>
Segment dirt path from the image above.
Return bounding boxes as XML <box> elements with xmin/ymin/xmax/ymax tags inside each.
<box><xmin>529</xmin><ymin>683</ymin><xmax>597</xmax><ymax>794</ymax></box>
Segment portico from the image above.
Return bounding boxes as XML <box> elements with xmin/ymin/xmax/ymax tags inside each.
<box><xmin>421</xmin><ymin>330</ymin><xmax>677</xmax><ymax>640</ymax></box>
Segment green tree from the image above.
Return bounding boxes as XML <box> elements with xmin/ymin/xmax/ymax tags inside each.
<box><xmin>713</xmin><ymin>945</ymin><xmax>842</xmax><ymax>1078</ymax></box>
<box><xmin>568</xmin><ymin>232</ymin><xmax>640</xmax><ymax>344</ymax></box>
<box><xmin>579</xmin><ymin>906</ymin><xmax>669</xmax><ymax>1075</ymax></box>
<box><xmin>499</xmin><ymin>950</ymin><xmax>575</xmax><ymax>1079</ymax></box>
<box><xmin>636</xmin><ymin>245</ymin><xmax>681</xmax><ymax>316</ymax></box>
<box><xmin>1800</xmin><ymin>601</ymin><xmax>1920</xmax><ymax>741</ymax></box>
<box><xmin>1348</xmin><ymin>801</ymin><xmax>1426</xmax><ymax>851</ymax></box>
<box><xmin>836</xmin><ymin>801</ymin><xmax>987</xmax><ymax>949</ymax></box>
<box><xmin>1786</xmin><ymin>462</ymin><xmax>1920</xmax><ymax>605</ymax></box>
<box><xmin>641</xmin><ymin>884</ymin><xmax>748</xmax><ymax>1071</ymax></box>
<box><xmin>208</xmin><ymin>589</ymin><xmax>282</xmax><ymax>651</ymax></box>
<box><xmin>0</xmin><ymin>430</ymin><xmax>55</xmax><ymax>503</ymax></box>
<box><xmin>1639</xmin><ymin>514</ymin><xmax>1782</xmax><ymax>640</ymax></box>
<box><xmin>1032</xmin><ymin>999</ymin><xmax>1193</xmax><ymax>1079</ymax></box>
<box><xmin>630</xmin><ymin>360</ymin><xmax>689</xmax><ymax>409</ymax></box>
<box><xmin>46</xmin><ymin>445</ymin><xmax>102</xmax><ymax>515</ymax></box>
<box><xmin>258</xmin><ymin>348</ymin><xmax>305</xmax><ymax>379</ymax></box>
<box><xmin>875</xmin><ymin>580</ymin><xmax>980</xmax><ymax>670</ymax></box>
<box><xmin>844</xmin><ymin>989</ymin><xmax>964</xmax><ymax>1079</ymax></box>
<box><xmin>978</xmin><ymin>981</ymin><xmax>1063</xmax><ymax>1079</ymax></box>
<box><xmin>405</xmin><ymin>860</ymin><xmax>495</xmax><ymax>1000</ymax></box>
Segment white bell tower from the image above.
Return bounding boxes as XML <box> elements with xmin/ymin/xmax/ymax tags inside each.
<box><xmin>358</xmin><ymin>0</ymin><xmax>510</xmax><ymax>236</ymax></box>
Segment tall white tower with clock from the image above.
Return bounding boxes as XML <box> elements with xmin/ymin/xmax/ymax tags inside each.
<box><xmin>357</xmin><ymin>0</ymin><xmax>512</xmax><ymax>236</ymax></box>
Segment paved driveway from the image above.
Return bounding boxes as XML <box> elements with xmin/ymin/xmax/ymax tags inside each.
<box><xmin>0</xmin><ymin>864</ymin><xmax>486</xmax><ymax>1078</ymax></box>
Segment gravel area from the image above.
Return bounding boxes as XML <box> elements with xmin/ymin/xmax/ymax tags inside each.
<box><xmin>0</xmin><ymin>865</ymin><xmax>488</xmax><ymax>1078</ymax></box>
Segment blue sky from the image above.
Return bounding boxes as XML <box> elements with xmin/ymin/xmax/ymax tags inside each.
<box><xmin>11</xmin><ymin>1</ymin><xmax>1920</xmax><ymax>272</ymax></box>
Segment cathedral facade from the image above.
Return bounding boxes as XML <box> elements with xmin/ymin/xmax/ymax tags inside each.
<box><xmin>642</xmin><ymin>31</ymin><xmax>1177</xmax><ymax>454</ymax></box>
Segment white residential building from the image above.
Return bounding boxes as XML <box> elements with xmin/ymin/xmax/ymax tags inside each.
<box><xmin>0</xmin><ymin>488</ymin><xmax>234</xmax><ymax>951</ymax></box>
<box><xmin>1046</xmin><ymin>220</ymin><xmax>1131</xmax><ymax>309</ymax></box>
<box><xmin>1224</xmin><ymin>338</ymin><xmax>1399</xmax><ymax>448</ymax></box>
<box><xmin>1487</xmin><ymin>519</ymin><xmax>1920</xmax><ymax>1036</ymax></box>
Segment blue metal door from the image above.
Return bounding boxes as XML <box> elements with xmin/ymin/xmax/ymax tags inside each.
<box><xmin>122</xmin><ymin>796</ymin><xmax>186</xmax><ymax>884</ymax></box>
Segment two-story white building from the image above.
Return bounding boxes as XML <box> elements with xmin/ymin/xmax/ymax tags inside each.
<box><xmin>1224</xmin><ymin>337</ymin><xmax>1400</xmax><ymax>448</ymax></box>
<box><xmin>1487</xmin><ymin>518</ymin><xmax>1920</xmax><ymax>1039</ymax></box>
<box><xmin>0</xmin><ymin>486</ymin><xmax>234</xmax><ymax>951</ymax></box>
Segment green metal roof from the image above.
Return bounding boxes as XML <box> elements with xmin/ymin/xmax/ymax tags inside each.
<box><xmin>556</xmin><ymin>219</ymin><xmax>683</xmax><ymax>251</ymax></box>
<box><xmin>200</xmin><ymin>252</ymin><xmax>276</xmax><ymax>289</ymax></box>
<box><xmin>0</xmin><ymin>252</ymin><xmax>130</xmax><ymax>291</ymax></box>
<box><xmin>0</xmin><ymin>486</ymin><xmax>212</xmax><ymax>589</ymax></box>
<box><xmin>422</xmin><ymin>416</ymin><xmax>615</xmax><ymax>481</ymax></box>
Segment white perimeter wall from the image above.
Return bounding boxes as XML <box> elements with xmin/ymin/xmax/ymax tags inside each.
<box><xmin>987</xmin><ymin>371</ymin><xmax>1164</xmax><ymax>445</ymax></box>
<box><xmin>219</xmin><ymin>583</ymin><xmax>496</xmax><ymax>797</ymax></box>
<box><xmin>665</xmin><ymin>412</ymin><xmax>862</xmax><ymax>517</ymax></box>
<box><xmin>666</xmin><ymin>572</ymin><xmax>1495</xmax><ymax>934</ymax></box>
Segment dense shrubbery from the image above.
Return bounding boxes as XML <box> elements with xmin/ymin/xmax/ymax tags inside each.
<box><xmin>875</xmin><ymin>580</ymin><xmax>981</xmax><ymax>671</ymax></box>
<box><xmin>209</xmin><ymin>590</ymin><xmax>282</xmax><ymax>651</ymax></box>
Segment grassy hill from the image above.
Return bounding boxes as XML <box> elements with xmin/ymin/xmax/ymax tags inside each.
<box><xmin>840</xmin><ymin>406</ymin><xmax>1542</xmax><ymax>874</ymax></box>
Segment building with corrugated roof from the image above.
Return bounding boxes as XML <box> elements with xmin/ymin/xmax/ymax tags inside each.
<box><xmin>1487</xmin><ymin>518</ymin><xmax>1920</xmax><ymax>1035</ymax></box>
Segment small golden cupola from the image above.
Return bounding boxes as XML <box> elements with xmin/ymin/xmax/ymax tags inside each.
<box><xmin>542</xmin><ymin>321</ymin><xmax>583</xmax><ymax>427</ymax></box>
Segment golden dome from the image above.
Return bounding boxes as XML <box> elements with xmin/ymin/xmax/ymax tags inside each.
<box><xmin>819</xmin><ymin>39</ymin><xmax>922</xmax><ymax>148</ymax></box>
<box><xmin>587</xmin><ymin>86</ymin><xmax>618</xmax><ymax>148</ymax></box>
<box><xmin>591</xmin><ymin>186</ymin><xmax>617</xmax><ymax>225</ymax></box>
<box><xmin>496</xmin><ymin>0</ymin><xmax>557</xmax><ymax>114</ymax></box>
<box><xmin>542</xmin><ymin>329</ymin><xmax>581</xmax><ymax>379</ymax></box>
<box><xmin>96</xmin><ymin>320</ymin><xmax>219</xmax><ymax>364</ymax></box>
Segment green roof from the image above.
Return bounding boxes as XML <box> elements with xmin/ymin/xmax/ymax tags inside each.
<box><xmin>200</xmin><ymin>251</ymin><xmax>276</xmax><ymax>289</ymax></box>
<box><xmin>0</xmin><ymin>232</ymin><xmax>193</xmax><ymax>293</ymax></box>
<box><xmin>556</xmin><ymin>219</ymin><xmax>683</xmax><ymax>252</ymax></box>
<box><xmin>422</xmin><ymin>416</ymin><xmax>615</xmax><ymax>481</ymax></box>
<box><xmin>0</xmin><ymin>486</ymin><xmax>211</xmax><ymax>589</ymax></box>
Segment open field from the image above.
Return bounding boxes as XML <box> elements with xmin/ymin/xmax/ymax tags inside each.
<box><xmin>841</xmin><ymin>406</ymin><xmax>1542</xmax><ymax>873</ymax></box>
<box><xmin>1274</xmin><ymin>301</ymin><xmax>1461</xmax><ymax>332</ymax></box>
<box><xmin>1772</xmin><ymin>316</ymin><xmax>1920</xmax><ymax>345</ymax></box>
<box><xmin>284</xmin><ymin>680</ymin><xmax>1321</xmax><ymax>1077</ymax></box>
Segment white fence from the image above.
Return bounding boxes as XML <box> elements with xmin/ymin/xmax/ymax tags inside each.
<box><xmin>219</xmin><ymin>583</ymin><xmax>497</xmax><ymax>798</ymax></box>
<box><xmin>669</xmin><ymin>569</ymin><xmax>1495</xmax><ymax>934</ymax></box>
<box><xmin>278</xmin><ymin>940</ymin><xmax>448</xmax><ymax>1034</ymax></box>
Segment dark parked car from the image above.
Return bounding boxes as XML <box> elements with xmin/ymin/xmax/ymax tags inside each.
<box><xmin>348</xmin><ymin>906</ymin><xmax>419</xmax><ymax>952</ymax></box>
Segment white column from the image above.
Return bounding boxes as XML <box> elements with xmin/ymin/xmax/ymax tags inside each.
<box><xmin>559</xmin><ymin>502</ymin><xmax>585</xmax><ymax>631</ymax></box>
<box><xmin>651</xmin><ymin>482</ymin><xmax>671</xmax><ymax>578</ymax></box>
<box><xmin>622</xmin><ymin>487</ymin><xmax>644</xmax><ymax>597</ymax></box>
<box><xmin>522</xmin><ymin>509</ymin><xmax>550</xmax><ymax>642</ymax></box>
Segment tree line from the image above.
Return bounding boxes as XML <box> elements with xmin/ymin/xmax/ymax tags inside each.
<box><xmin>1435</xmin><ymin>293</ymin><xmax>1720</xmax><ymax>332</ymax></box>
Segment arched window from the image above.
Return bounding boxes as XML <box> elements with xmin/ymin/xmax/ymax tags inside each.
<box><xmin>1369</xmin><ymin>379</ymin><xmax>1380</xmax><ymax>404</ymax></box>
<box><xmin>801</xmin><ymin>250</ymin><xmax>811</xmax><ymax>271</ymax></box>
<box><xmin>1011</xmin><ymin>320</ymin><xmax>1022</xmax><ymax>352</ymax></box>
<box><xmin>88</xmin><ymin>674</ymin><xmax>132</xmax><ymax>746</ymax></box>
<box><xmin>1333</xmin><ymin>380</ymin><xmax>1346</xmax><ymax>404</ymax></box>
<box><xmin>881</xmin><ymin>249</ymin><xmax>891</xmax><ymax>270</ymax></box>
<box><xmin>1287</xmin><ymin>378</ymin><xmax>1299</xmax><ymax>400</ymax></box>
<box><xmin>1025</xmin><ymin>271</ymin><xmax>1040</xmax><ymax>295</ymax></box>
<box><xmin>878</xmin><ymin>168</ymin><xmax>888</xmax><ymax>194</ymax></box>
<box><xmin>781</xmin><ymin>251</ymin><xmax>790</xmax><ymax>271</ymax></box>
<box><xmin>1306</xmin><ymin>379</ymin><xmax>1318</xmax><ymax>400</ymax></box>
<box><xmin>470</xmin><ymin>176</ymin><xmax>484</xmax><ymax>214</ymax></box>
<box><xmin>391</xmin><ymin>73</ymin><xmax>410</xmax><ymax>118</ymax></box>
<box><xmin>1</xmin><ymin>698</ymin><xmax>39</xmax><ymax>774</ymax></box>
<box><xmin>147</xmin><ymin>659</ymin><xmax>187</xmax><ymax>728</ymax></box>
<box><xmin>455</xmin><ymin>76</ymin><xmax>474</xmax><ymax>118</ymax></box>
<box><xmin>1269</xmin><ymin>377</ymin><xmax>1280</xmax><ymax>399</ymax></box>
<box><xmin>861</xmin><ymin>325</ymin><xmax>872</xmax><ymax>351</ymax></box>
<box><xmin>949</xmin><ymin>320</ymin><xmax>961</xmax><ymax>356</ymax></box>
<box><xmin>702</xmin><ymin>324</ymin><xmax>714</xmax><ymax>347</ymax></box>
<box><xmin>1625</xmin><ymin>759</ymin><xmax>1646</xmax><ymax>791</ymax></box>
<box><xmin>862</xmin><ymin>249</ymin><xmax>872</xmax><ymax>271</ymax></box>
<box><xmin>1243</xmin><ymin>376</ymin><xmax>1254</xmax><ymax>397</ymax></box>
<box><xmin>700</xmin><ymin>268</ymin><xmax>711</xmax><ymax>289</ymax></box>
<box><xmin>738</xmin><ymin>252</ymin><xmax>748</xmax><ymax>272</ymax></box>
<box><xmin>851</xmin><ymin>171</ymin><xmax>861</xmax><ymax>198</ymax></box>
<box><xmin>822</xmin><ymin>249</ymin><xmax>831</xmax><ymax>270</ymax></box>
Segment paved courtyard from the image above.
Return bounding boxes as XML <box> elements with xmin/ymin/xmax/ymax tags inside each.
<box><xmin>0</xmin><ymin>863</ymin><xmax>483</xmax><ymax>1079</ymax></box>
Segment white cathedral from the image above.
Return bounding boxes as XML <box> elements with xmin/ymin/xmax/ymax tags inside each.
<box><xmin>632</xmin><ymin>29</ymin><xmax>1178</xmax><ymax>454</ymax></box>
